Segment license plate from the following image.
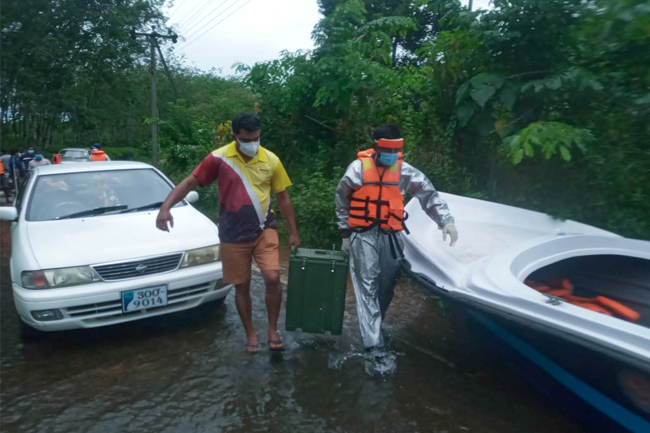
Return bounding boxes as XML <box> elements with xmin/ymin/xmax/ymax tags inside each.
<box><xmin>122</xmin><ymin>286</ymin><xmax>167</xmax><ymax>313</ymax></box>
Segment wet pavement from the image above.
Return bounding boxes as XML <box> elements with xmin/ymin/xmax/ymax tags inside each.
<box><xmin>0</xmin><ymin>221</ymin><xmax>586</xmax><ymax>433</ymax></box>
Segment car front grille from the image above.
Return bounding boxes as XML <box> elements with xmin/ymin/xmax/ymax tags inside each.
<box><xmin>61</xmin><ymin>280</ymin><xmax>226</xmax><ymax>321</ymax></box>
<box><xmin>93</xmin><ymin>253</ymin><xmax>183</xmax><ymax>281</ymax></box>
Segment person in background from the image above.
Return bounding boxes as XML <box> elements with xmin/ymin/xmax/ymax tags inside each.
<box><xmin>0</xmin><ymin>157</ymin><xmax>10</xmax><ymax>202</ymax></box>
<box><xmin>0</xmin><ymin>152</ymin><xmax>12</xmax><ymax>197</ymax></box>
<box><xmin>155</xmin><ymin>112</ymin><xmax>300</xmax><ymax>353</ymax></box>
<box><xmin>28</xmin><ymin>150</ymin><xmax>52</xmax><ymax>170</ymax></box>
<box><xmin>9</xmin><ymin>149</ymin><xmax>26</xmax><ymax>188</ymax></box>
<box><xmin>90</xmin><ymin>143</ymin><xmax>110</xmax><ymax>161</ymax></box>
<box><xmin>0</xmin><ymin>152</ymin><xmax>11</xmax><ymax>175</ymax></box>
<box><xmin>21</xmin><ymin>147</ymin><xmax>36</xmax><ymax>171</ymax></box>
<box><xmin>335</xmin><ymin>123</ymin><xmax>458</xmax><ymax>353</ymax></box>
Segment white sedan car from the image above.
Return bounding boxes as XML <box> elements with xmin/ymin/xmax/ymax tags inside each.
<box><xmin>0</xmin><ymin>161</ymin><xmax>231</xmax><ymax>332</ymax></box>
<box><xmin>58</xmin><ymin>148</ymin><xmax>90</xmax><ymax>163</ymax></box>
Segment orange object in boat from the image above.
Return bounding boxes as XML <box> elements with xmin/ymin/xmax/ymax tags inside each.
<box><xmin>596</xmin><ymin>296</ymin><xmax>640</xmax><ymax>322</ymax></box>
<box><xmin>548</xmin><ymin>278</ymin><xmax>573</xmax><ymax>291</ymax></box>
<box><xmin>525</xmin><ymin>279</ymin><xmax>641</xmax><ymax>322</ymax></box>
<box><xmin>563</xmin><ymin>294</ymin><xmax>593</xmax><ymax>303</ymax></box>
<box><xmin>525</xmin><ymin>280</ymin><xmax>551</xmax><ymax>292</ymax></box>
<box><xmin>569</xmin><ymin>301</ymin><xmax>614</xmax><ymax>316</ymax></box>
<box><xmin>565</xmin><ymin>294</ymin><xmax>640</xmax><ymax>321</ymax></box>
<box><xmin>547</xmin><ymin>289</ymin><xmax>571</xmax><ymax>298</ymax></box>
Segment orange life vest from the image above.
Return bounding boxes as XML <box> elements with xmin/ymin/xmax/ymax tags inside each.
<box><xmin>90</xmin><ymin>150</ymin><xmax>107</xmax><ymax>161</ymax></box>
<box><xmin>525</xmin><ymin>279</ymin><xmax>641</xmax><ymax>322</ymax></box>
<box><xmin>52</xmin><ymin>153</ymin><xmax>62</xmax><ymax>164</ymax></box>
<box><xmin>348</xmin><ymin>148</ymin><xmax>406</xmax><ymax>232</ymax></box>
<box><xmin>0</xmin><ymin>159</ymin><xmax>5</xmax><ymax>175</ymax></box>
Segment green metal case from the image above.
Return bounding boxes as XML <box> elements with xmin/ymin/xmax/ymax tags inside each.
<box><xmin>285</xmin><ymin>248</ymin><xmax>349</xmax><ymax>335</ymax></box>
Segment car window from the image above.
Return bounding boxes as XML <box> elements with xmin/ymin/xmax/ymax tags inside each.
<box><xmin>26</xmin><ymin>169</ymin><xmax>181</xmax><ymax>221</ymax></box>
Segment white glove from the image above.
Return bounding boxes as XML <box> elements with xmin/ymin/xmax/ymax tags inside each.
<box><xmin>341</xmin><ymin>237</ymin><xmax>351</xmax><ymax>253</ymax></box>
<box><xmin>442</xmin><ymin>223</ymin><xmax>458</xmax><ymax>246</ymax></box>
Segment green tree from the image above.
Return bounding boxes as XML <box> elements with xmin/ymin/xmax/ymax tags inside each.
<box><xmin>1</xmin><ymin>0</ymin><xmax>167</xmax><ymax>150</ymax></box>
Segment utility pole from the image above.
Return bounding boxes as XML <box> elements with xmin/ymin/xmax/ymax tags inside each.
<box><xmin>469</xmin><ymin>0</ymin><xmax>473</xmax><ymax>11</ymax></box>
<box><xmin>130</xmin><ymin>27</ymin><xmax>177</xmax><ymax>167</ymax></box>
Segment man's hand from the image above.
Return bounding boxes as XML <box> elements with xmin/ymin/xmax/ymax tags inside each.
<box><xmin>442</xmin><ymin>223</ymin><xmax>458</xmax><ymax>246</ymax></box>
<box><xmin>341</xmin><ymin>237</ymin><xmax>351</xmax><ymax>253</ymax></box>
<box><xmin>276</xmin><ymin>191</ymin><xmax>301</xmax><ymax>249</ymax></box>
<box><xmin>154</xmin><ymin>175</ymin><xmax>200</xmax><ymax>232</ymax></box>
<box><xmin>156</xmin><ymin>208</ymin><xmax>174</xmax><ymax>232</ymax></box>
<box><xmin>288</xmin><ymin>232</ymin><xmax>301</xmax><ymax>249</ymax></box>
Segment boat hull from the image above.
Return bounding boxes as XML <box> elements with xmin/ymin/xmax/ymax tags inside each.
<box><xmin>411</xmin><ymin>273</ymin><xmax>650</xmax><ymax>433</ymax></box>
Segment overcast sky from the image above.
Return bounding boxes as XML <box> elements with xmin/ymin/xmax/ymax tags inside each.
<box><xmin>164</xmin><ymin>0</ymin><xmax>493</xmax><ymax>75</ymax></box>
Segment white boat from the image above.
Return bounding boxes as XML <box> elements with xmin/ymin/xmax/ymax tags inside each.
<box><xmin>402</xmin><ymin>193</ymin><xmax>650</xmax><ymax>433</ymax></box>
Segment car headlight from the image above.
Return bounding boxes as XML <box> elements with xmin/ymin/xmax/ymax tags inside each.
<box><xmin>21</xmin><ymin>266</ymin><xmax>102</xmax><ymax>289</ymax></box>
<box><xmin>181</xmin><ymin>245</ymin><xmax>220</xmax><ymax>268</ymax></box>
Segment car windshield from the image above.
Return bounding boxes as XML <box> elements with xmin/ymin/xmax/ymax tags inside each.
<box><xmin>26</xmin><ymin>169</ymin><xmax>179</xmax><ymax>221</ymax></box>
<box><xmin>60</xmin><ymin>150</ymin><xmax>87</xmax><ymax>161</ymax></box>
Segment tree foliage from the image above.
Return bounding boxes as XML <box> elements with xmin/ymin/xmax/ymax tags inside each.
<box><xmin>2</xmin><ymin>0</ymin><xmax>649</xmax><ymax>245</ymax></box>
<box><xmin>1</xmin><ymin>0</ymin><xmax>166</xmax><ymax>149</ymax></box>
<box><xmin>0</xmin><ymin>0</ymin><xmax>254</xmax><ymax>157</ymax></box>
<box><xmin>246</xmin><ymin>0</ymin><xmax>650</xmax><ymax>243</ymax></box>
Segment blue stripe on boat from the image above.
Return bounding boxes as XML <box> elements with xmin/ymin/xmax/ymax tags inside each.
<box><xmin>469</xmin><ymin>311</ymin><xmax>650</xmax><ymax>433</ymax></box>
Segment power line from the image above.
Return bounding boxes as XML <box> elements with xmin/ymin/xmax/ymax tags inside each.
<box><xmin>180</xmin><ymin>0</ymin><xmax>241</xmax><ymax>44</ymax></box>
<box><xmin>182</xmin><ymin>0</ymin><xmax>254</xmax><ymax>49</ymax></box>
<box><xmin>168</xmin><ymin>0</ymin><xmax>189</xmax><ymax>20</ymax></box>
<box><xmin>180</xmin><ymin>0</ymin><xmax>230</xmax><ymax>37</ymax></box>
<box><xmin>176</xmin><ymin>0</ymin><xmax>240</xmax><ymax>49</ymax></box>
<box><xmin>177</xmin><ymin>0</ymin><xmax>213</xmax><ymax>30</ymax></box>
<box><xmin>181</xmin><ymin>0</ymin><xmax>231</xmax><ymax>31</ymax></box>
<box><xmin>173</xmin><ymin>0</ymin><xmax>209</xmax><ymax>25</ymax></box>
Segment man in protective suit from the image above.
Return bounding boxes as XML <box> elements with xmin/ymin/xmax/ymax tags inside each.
<box><xmin>335</xmin><ymin>124</ymin><xmax>458</xmax><ymax>351</ymax></box>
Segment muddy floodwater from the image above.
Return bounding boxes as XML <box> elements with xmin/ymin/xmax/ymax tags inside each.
<box><xmin>0</xmin><ymin>222</ymin><xmax>586</xmax><ymax>433</ymax></box>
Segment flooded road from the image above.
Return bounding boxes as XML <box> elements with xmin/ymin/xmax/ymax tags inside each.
<box><xmin>0</xmin><ymin>221</ymin><xmax>586</xmax><ymax>433</ymax></box>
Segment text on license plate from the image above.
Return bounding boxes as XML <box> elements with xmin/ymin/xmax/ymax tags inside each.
<box><xmin>122</xmin><ymin>286</ymin><xmax>168</xmax><ymax>312</ymax></box>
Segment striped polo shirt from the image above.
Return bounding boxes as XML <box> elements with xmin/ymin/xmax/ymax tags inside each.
<box><xmin>192</xmin><ymin>142</ymin><xmax>292</xmax><ymax>243</ymax></box>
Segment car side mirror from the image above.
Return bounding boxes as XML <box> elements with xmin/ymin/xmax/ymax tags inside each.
<box><xmin>185</xmin><ymin>191</ymin><xmax>199</xmax><ymax>204</ymax></box>
<box><xmin>0</xmin><ymin>207</ymin><xmax>18</xmax><ymax>221</ymax></box>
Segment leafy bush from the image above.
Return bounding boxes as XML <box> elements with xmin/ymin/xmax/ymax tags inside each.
<box><xmin>288</xmin><ymin>169</ymin><xmax>342</xmax><ymax>248</ymax></box>
<box><xmin>107</xmin><ymin>146</ymin><xmax>147</xmax><ymax>162</ymax></box>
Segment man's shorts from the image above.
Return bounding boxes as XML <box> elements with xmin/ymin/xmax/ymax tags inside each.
<box><xmin>220</xmin><ymin>229</ymin><xmax>280</xmax><ymax>285</ymax></box>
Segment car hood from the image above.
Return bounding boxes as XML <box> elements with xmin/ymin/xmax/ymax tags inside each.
<box><xmin>26</xmin><ymin>206</ymin><xmax>220</xmax><ymax>269</ymax></box>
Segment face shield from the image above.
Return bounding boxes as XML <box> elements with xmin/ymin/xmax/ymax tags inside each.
<box><xmin>375</xmin><ymin>138</ymin><xmax>403</xmax><ymax>166</ymax></box>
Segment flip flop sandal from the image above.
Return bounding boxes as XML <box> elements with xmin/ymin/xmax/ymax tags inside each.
<box><xmin>244</xmin><ymin>342</ymin><xmax>261</xmax><ymax>353</ymax></box>
<box><xmin>268</xmin><ymin>339</ymin><xmax>284</xmax><ymax>351</ymax></box>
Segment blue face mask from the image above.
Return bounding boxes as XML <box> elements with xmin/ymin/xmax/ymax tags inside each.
<box><xmin>35</xmin><ymin>154</ymin><xmax>43</xmax><ymax>160</ymax></box>
<box><xmin>378</xmin><ymin>152</ymin><xmax>399</xmax><ymax>166</ymax></box>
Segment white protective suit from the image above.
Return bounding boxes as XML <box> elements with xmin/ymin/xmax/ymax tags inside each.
<box><xmin>335</xmin><ymin>158</ymin><xmax>454</xmax><ymax>349</ymax></box>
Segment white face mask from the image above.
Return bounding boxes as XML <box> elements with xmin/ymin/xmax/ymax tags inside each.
<box><xmin>237</xmin><ymin>138</ymin><xmax>260</xmax><ymax>157</ymax></box>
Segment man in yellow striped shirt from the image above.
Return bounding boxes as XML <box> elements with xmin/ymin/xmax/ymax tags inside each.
<box><xmin>157</xmin><ymin>113</ymin><xmax>300</xmax><ymax>353</ymax></box>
